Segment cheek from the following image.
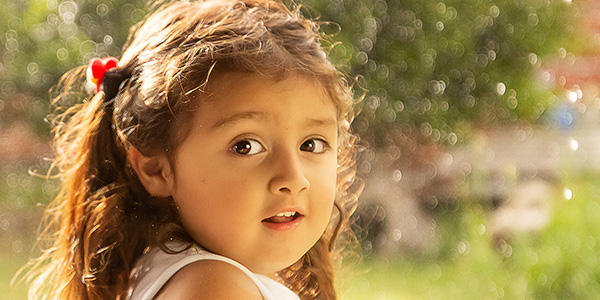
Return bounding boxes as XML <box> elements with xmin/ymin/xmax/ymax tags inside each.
<box><xmin>172</xmin><ymin>177</ymin><xmax>258</xmax><ymax>247</ymax></box>
<box><xmin>312</xmin><ymin>158</ymin><xmax>338</xmax><ymax>208</ymax></box>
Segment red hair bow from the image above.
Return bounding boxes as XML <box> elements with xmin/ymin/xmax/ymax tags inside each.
<box><xmin>87</xmin><ymin>57</ymin><xmax>119</xmax><ymax>93</ymax></box>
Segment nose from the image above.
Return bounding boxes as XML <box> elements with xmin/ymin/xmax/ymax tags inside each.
<box><xmin>268</xmin><ymin>151</ymin><xmax>310</xmax><ymax>195</ymax></box>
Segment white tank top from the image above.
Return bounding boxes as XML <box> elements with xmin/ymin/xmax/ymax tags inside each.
<box><xmin>126</xmin><ymin>245</ymin><xmax>300</xmax><ymax>300</ymax></box>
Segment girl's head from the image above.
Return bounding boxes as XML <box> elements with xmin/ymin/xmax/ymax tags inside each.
<box><xmin>28</xmin><ymin>1</ymin><xmax>360</xmax><ymax>299</ymax></box>
<box><xmin>136</xmin><ymin>72</ymin><xmax>340</xmax><ymax>277</ymax></box>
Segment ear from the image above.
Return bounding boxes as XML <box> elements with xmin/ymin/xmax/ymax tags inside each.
<box><xmin>128</xmin><ymin>147</ymin><xmax>174</xmax><ymax>197</ymax></box>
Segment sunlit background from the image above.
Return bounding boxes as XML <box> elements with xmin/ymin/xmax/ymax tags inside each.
<box><xmin>1</xmin><ymin>0</ymin><xmax>599</xmax><ymax>299</ymax></box>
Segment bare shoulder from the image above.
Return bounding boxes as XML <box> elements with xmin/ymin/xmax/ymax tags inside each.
<box><xmin>154</xmin><ymin>259</ymin><xmax>263</xmax><ymax>300</ymax></box>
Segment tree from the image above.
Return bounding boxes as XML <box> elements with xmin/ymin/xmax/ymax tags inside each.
<box><xmin>0</xmin><ymin>0</ymin><xmax>586</xmax><ymax>143</ymax></box>
<box><xmin>302</xmin><ymin>0</ymin><xmax>587</xmax><ymax>147</ymax></box>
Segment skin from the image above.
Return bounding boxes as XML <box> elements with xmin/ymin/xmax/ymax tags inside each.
<box><xmin>136</xmin><ymin>72</ymin><xmax>339</xmax><ymax>298</ymax></box>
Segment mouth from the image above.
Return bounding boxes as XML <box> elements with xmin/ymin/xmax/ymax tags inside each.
<box><xmin>261</xmin><ymin>211</ymin><xmax>304</xmax><ymax>231</ymax></box>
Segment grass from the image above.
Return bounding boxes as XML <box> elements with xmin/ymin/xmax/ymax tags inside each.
<box><xmin>0</xmin><ymin>255</ymin><xmax>29</xmax><ymax>300</ymax></box>
<box><xmin>338</xmin><ymin>173</ymin><xmax>600</xmax><ymax>300</ymax></box>
<box><xmin>2</xmin><ymin>173</ymin><xmax>600</xmax><ymax>299</ymax></box>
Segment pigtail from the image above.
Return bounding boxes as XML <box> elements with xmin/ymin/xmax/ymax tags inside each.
<box><xmin>22</xmin><ymin>67</ymin><xmax>154</xmax><ymax>300</ymax></box>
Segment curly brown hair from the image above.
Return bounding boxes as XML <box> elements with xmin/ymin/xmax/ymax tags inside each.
<box><xmin>21</xmin><ymin>0</ymin><xmax>362</xmax><ymax>299</ymax></box>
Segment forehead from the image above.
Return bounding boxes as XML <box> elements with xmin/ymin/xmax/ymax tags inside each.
<box><xmin>203</xmin><ymin>72</ymin><xmax>330</xmax><ymax>102</ymax></box>
<box><xmin>192</xmin><ymin>72</ymin><xmax>337</xmax><ymax>127</ymax></box>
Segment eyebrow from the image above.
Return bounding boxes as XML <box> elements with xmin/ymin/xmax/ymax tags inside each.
<box><xmin>211</xmin><ymin>111</ymin><xmax>268</xmax><ymax>129</ymax></box>
<box><xmin>305</xmin><ymin>117</ymin><xmax>337</xmax><ymax>128</ymax></box>
<box><xmin>211</xmin><ymin>111</ymin><xmax>337</xmax><ymax>129</ymax></box>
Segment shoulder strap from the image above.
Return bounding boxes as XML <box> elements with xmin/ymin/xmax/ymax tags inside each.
<box><xmin>127</xmin><ymin>246</ymin><xmax>275</xmax><ymax>300</ymax></box>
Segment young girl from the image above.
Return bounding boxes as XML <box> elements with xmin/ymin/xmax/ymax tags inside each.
<box><xmin>24</xmin><ymin>0</ymin><xmax>361</xmax><ymax>299</ymax></box>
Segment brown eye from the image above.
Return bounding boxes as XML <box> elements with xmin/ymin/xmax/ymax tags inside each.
<box><xmin>232</xmin><ymin>139</ymin><xmax>264</xmax><ymax>155</ymax></box>
<box><xmin>300</xmin><ymin>139</ymin><xmax>328</xmax><ymax>153</ymax></box>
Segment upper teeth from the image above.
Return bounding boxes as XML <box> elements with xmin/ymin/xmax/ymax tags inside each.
<box><xmin>276</xmin><ymin>211</ymin><xmax>296</xmax><ymax>217</ymax></box>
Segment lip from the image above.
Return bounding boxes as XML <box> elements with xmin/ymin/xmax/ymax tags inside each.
<box><xmin>262</xmin><ymin>215</ymin><xmax>304</xmax><ymax>231</ymax></box>
<box><xmin>261</xmin><ymin>206</ymin><xmax>305</xmax><ymax>231</ymax></box>
<box><xmin>264</xmin><ymin>206</ymin><xmax>305</xmax><ymax>219</ymax></box>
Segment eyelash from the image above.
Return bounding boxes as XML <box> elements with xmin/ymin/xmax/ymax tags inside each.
<box><xmin>300</xmin><ymin>138</ymin><xmax>331</xmax><ymax>153</ymax></box>
<box><xmin>231</xmin><ymin>138</ymin><xmax>265</xmax><ymax>156</ymax></box>
<box><xmin>230</xmin><ymin>137</ymin><xmax>331</xmax><ymax>156</ymax></box>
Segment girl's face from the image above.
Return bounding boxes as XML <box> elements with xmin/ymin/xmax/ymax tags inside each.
<box><xmin>169</xmin><ymin>72</ymin><xmax>338</xmax><ymax>277</ymax></box>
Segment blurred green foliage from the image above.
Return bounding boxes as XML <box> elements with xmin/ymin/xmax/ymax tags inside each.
<box><xmin>302</xmin><ymin>0</ymin><xmax>588</xmax><ymax>146</ymax></box>
<box><xmin>0</xmin><ymin>0</ymin><xmax>146</xmax><ymax>135</ymax></box>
